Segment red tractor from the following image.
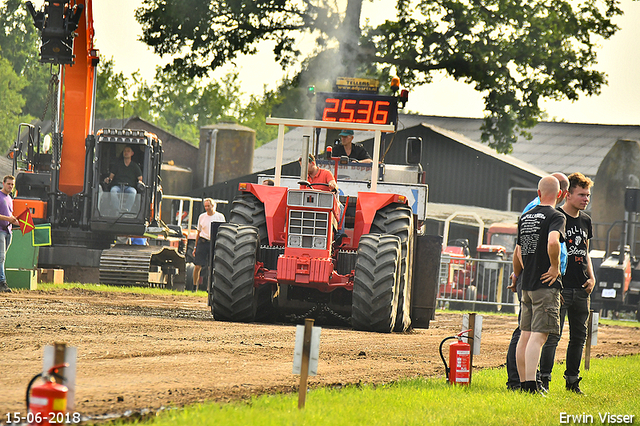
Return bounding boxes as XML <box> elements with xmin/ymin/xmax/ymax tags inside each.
<box><xmin>209</xmin><ymin>117</ymin><xmax>433</xmax><ymax>332</ymax></box>
<box><xmin>438</xmin><ymin>213</ymin><xmax>514</xmax><ymax>310</ymax></box>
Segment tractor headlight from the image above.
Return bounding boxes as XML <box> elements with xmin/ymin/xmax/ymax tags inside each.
<box><xmin>599</xmin><ymin>281</ymin><xmax>607</xmax><ymax>288</ymax></box>
<box><xmin>313</xmin><ymin>236</ymin><xmax>326</xmax><ymax>249</ymax></box>
<box><xmin>613</xmin><ymin>282</ymin><xmax>622</xmax><ymax>289</ymax></box>
<box><xmin>288</xmin><ymin>235</ymin><xmax>302</xmax><ymax>248</ymax></box>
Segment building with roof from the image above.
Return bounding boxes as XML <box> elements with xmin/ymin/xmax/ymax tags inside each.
<box><xmin>252</xmin><ymin>114</ymin><xmax>640</xmax><ymax>212</ymax></box>
<box><xmin>392</xmin><ymin>115</ymin><xmax>640</xmax><ymax>178</ymax></box>
<box><xmin>255</xmin><ymin>114</ymin><xmax>640</xmax><ymax>179</ymax></box>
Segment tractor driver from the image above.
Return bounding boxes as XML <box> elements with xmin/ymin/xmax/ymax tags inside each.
<box><xmin>299</xmin><ymin>153</ymin><xmax>338</xmax><ymax>192</ymax></box>
<box><xmin>104</xmin><ymin>145</ymin><xmax>143</xmax><ymax>212</ymax></box>
<box><xmin>299</xmin><ymin>154</ymin><xmax>346</xmax><ymax>244</ymax></box>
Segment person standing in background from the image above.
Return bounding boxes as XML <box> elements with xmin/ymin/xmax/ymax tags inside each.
<box><xmin>0</xmin><ymin>176</ymin><xmax>19</xmax><ymax>293</ymax></box>
<box><xmin>505</xmin><ymin>172</ymin><xmax>569</xmax><ymax>391</ymax></box>
<box><xmin>539</xmin><ymin>172</ymin><xmax>595</xmax><ymax>394</ymax></box>
<box><xmin>192</xmin><ymin>198</ymin><xmax>225</xmax><ymax>291</ymax></box>
<box><xmin>513</xmin><ymin>176</ymin><xmax>566</xmax><ymax>394</ymax></box>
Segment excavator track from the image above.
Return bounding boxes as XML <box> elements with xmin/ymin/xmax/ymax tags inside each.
<box><xmin>99</xmin><ymin>245</ymin><xmax>186</xmax><ymax>289</ymax></box>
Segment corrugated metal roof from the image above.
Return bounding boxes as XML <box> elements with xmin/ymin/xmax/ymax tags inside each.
<box><xmin>398</xmin><ymin>115</ymin><xmax>640</xmax><ymax>177</ymax></box>
<box><xmin>254</xmin><ymin>114</ymin><xmax>640</xmax><ymax>177</ymax></box>
<box><xmin>417</xmin><ymin>123</ymin><xmax>548</xmax><ymax>179</ymax></box>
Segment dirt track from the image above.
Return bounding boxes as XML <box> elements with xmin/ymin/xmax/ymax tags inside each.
<box><xmin>2</xmin><ymin>288</ymin><xmax>640</xmax><ymax>420</ymax></box>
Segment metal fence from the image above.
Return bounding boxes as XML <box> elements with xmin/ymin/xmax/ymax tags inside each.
<box><xmin>437</xmin><ymin>254</ymin><xmax>518</xmax><ymax>312</ymax></box>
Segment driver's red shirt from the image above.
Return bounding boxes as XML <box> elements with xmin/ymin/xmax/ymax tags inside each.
<box><xmin>305</xmin><ymin>167</ymin><xmax>335</xmax><ymax>192</ymax></box>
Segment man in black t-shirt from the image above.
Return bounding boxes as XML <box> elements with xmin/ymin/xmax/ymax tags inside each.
<box><xmin>104</xmin><ymin>145</ymin><xmax>143</xmax><ymax>211</ymax></box>
<box><xmin>539</xmin><ymin>172</ymin><xmax>595</xmax><ymax>394</ymax></box>
<box><xmin>513</xmin><ymin>175</ymin><xmax>566</xmax><ymax>394</ymax></box>
<box><xmin>331</xmin><ymin>130</ymin><xmax>372</xmax><ymax>163</ymax></box>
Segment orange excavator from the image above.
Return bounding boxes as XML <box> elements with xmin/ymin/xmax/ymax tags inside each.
<box><xmin>14</xmin><ymin>0</ymin><xmax>185</xmax><ymax>287</ymax></box>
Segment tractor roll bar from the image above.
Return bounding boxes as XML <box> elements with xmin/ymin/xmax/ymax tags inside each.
<box><xmin>265</xmin><ymin>118</ymin><xmax>395</xmax><ymax>192</ymax></box>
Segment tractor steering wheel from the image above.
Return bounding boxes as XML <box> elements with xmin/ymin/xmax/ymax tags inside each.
<box><xmin>308</xmin><ymin>182</ymin><xmax>338</xmax><ymax>194</ymax></box>
<box><xmin>308</xmin><ymin>182</ymin><xmax>331</xmax><ymax>188</ymax></box>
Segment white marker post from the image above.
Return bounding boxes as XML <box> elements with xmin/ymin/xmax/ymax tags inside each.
<box><xmin>462</xmin><ymin>313</ymin><xmax>483</xmax><ymax>383</ymax></box>
<box><xmin>293</xmin><ymin>319</ymin><xmax>321</xmax><ymax>409</ymax></box>
<box><xmin>585</xmin><ymin>310</ymin><xmax>599</xmax><ymax>370</ymax></box>
<box><xmin>42</xmin><ymin>343</ymin><xmax>77</xmax><ymax>410</ymax></box>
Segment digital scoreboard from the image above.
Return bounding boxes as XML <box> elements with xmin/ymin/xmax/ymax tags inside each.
<box><xmin>316</xmin><ymin>92</ymin><xmax>398</xmax><ymax>126</ymax></box>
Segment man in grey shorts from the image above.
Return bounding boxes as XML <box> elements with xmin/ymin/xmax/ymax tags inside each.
<box><xmin>513</xmin><ymin>175</ymin><xmax>566</xmax><ymax>394</ymax></box>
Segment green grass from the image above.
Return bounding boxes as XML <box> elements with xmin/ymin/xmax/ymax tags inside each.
<box><xmin>437</xmin><ymin>307</ymin><xmax>519</xmax><ymax>318</ymax></box>
<box><xmin>441</xmin><ymin>307</ymin><xmax>640</xmax><ymax>328</ymax></box>
<box><xmin>109</xmin><ymin>355</ymin><xmax>640</xmax><ymax>426</ymax></box>
<box><xmin>600</xmin><ymin>318</ymin><xmax>640</xmax><ymax>328</ymax></box>
<box><xmin>35</xmin><ymin>282</ymin><xmax>206</xmax><ymax>297</ymax></box>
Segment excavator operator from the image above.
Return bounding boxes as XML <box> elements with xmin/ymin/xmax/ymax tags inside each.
<box><xmin>104</xmin><ymin>145</ymin><xmax>143</xmax><ymax>212</ymax></box>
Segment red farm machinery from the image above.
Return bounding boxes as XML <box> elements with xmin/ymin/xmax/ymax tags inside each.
<box><xmin>209</xmin><ymin>116</ymin><xmax>438</xmax><ymax>332</ymax></box>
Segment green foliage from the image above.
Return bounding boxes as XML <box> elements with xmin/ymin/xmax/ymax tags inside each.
<box><xmin>240</xmin><ymin>90</ymin><xmax>280</xmax><ymax>149</ymax></box>
<box><xmin>136</xmin><ymin>0</ymin><xmax>624</xmax><ymax>153</ymax></box>
<box><xmin>110</xmin><ymin>354</ymin><xmax>640</xmax><ymax>426</ymax></box>
<box><xmin>363</xmin><ymin>0</ymin><xmax>622</xmax><ymax>153</ymax></box>
<box><xmin>0</xmin><ymin>0</ymin><xmax>50</xmax><ymax>119</ymax></box>
<box><xmin>0</xmin><ymin>57</ymin><xmax>30</xmax><ymax>153</ymax></box>
<box><xmin>94</xmin><ymin>59</ymin><xmax>248</xmax><ymax>146</ymax></box>
<box><xmin>95</xmin><ymin>57</ymin><xmax>128</xmax><ymax>120</ymax></box>
<box><xmin>137</xmin><ymin>68</ymin><xmax>243</xmax><ymax>146</ymax></box>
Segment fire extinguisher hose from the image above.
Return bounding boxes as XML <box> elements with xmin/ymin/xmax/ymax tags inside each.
<box><xmin>25</xmin><ymin>372</ymin><xmax>42</xmax><ymax>411</ymax></box>
<box><xmin>25</xmin><ymin>363</ymin><xmax>68</xmax><ymax>411</ymax></box>
<box><xmin>438</xmin><ymin>336</ymin><xmax>458</xmax><ymax>380</ymax></box>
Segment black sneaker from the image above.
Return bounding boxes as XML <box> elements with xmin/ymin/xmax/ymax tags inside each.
<box><xmin>540</xmin><ymin>377</ymin><xmax>550</xmax><ymax>393</ymax></box>
<box><xmin>566</xmin><ymin>377</ymin><xmax>585</xmax><ymax>395</ymax></box>
<box><xmin>0</xmin><ymin>281</ymin><xmax>11</xmax><ymax>293</ymax></box>
<box><xmin>522</xmin><ymin>381</ymin><xmax>546</xmax><ymax>396</ymax></box>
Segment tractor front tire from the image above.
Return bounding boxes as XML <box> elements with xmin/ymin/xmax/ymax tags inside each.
<box><xmin>229</xmin><ymin>192</ymin><xmax>268</xmax><ymax>245</ymax></box>
<box><xmin>352</xmin><ymin>234</ymin><xmax>401</xmax><ymax>333</ymax></box>
<box><xmin>371</xmin><ymin>203</ymin><xmax>414</xmax><ymax>331</ymax></box>
<box><xmin>212</xmin><ymin>224</ymin><xmax>269</xmax><ymax>322</ymax></box>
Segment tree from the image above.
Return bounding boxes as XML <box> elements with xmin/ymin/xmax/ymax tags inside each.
<box><xmin>136</xmin><ymin>0</ymin><xmax>623</xmax><ymax>153</ymax></box>
<box><xmin>95</xmin><ymin>57</ymin><xmax>128</xmax><ymax>120</ymax></box>
<box><xmin>0</xmin><ymin>0</ymin><xmax>51</xmax><ymax>119</ymax></box>
<box><xmin>145</xmin><ymin>68</ymin><xmax>243</xmax><ymax>145</ymax></box>
<box><xmin>0</xmin><ymin>57</ymin><xmax>30</xmax><ymax>153</ymax></box>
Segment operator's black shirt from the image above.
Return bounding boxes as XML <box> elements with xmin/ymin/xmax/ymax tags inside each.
<box><xmin>561</xmin><ymin>208</ymin><xmax>593</xmax><ymax>289</ymax></box>
<box><xmin>517</xmin><ymin>204</ymin><xmax>566</xmax><ymax>291</ymax></box>
<box><xmin>332</xmin><ymin>143</ymin><xmax>371</xmax><ymax>161</ymax></box>
<box><xmin>110</xmin><ymin>159</ymin><xmax>142</xmax><ymax>187</ymax></box>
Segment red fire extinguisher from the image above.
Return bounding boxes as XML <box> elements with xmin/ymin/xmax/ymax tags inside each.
<box><xmin>26</xmin><ymin>363</ymin><xmax>68</xmax><ymax>425</ymax></box>
<box><xmin>439</xmin><ymin>329</ymin><xmax>473</xmax><ymax>385</ymax></box>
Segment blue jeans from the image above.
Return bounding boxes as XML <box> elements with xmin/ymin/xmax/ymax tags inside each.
<box><xmin>110</xmin><ymin>184</ymin><xmax>137</xmax><ymax>211</ymax></box>
<box><xmin>539</xmin><ymin>288</ymin><xmax>590</xmax><ymax>383</ymax></box>
<box><xmin>0</xmin><ymin>230</ymin><xmax>13</xmax><ymax>283</ymax></box>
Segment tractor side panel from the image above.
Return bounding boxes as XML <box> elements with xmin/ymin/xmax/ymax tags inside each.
<box><xmin>354</xmin><ymin>192</ymin><xmax>406</xmax><ymax>241</ymax></box>
<box><xmin>246</xmin><ymin>184</ymin><xmax>288</xmax><ymax>245</ymax></box>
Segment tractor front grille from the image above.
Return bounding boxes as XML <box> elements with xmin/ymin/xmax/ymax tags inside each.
<box><xmin>287</xmin><ymin>210</ymin><xmax>328</xmax><ymax>249</ymax></box>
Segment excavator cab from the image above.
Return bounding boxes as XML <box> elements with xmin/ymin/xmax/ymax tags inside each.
<box><xmin>89</xmin><ymin>129</ymin><xmax>163</xmax><ymax>236</ymax></box>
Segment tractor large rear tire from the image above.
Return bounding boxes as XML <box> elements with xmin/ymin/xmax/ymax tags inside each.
<box><xmin>212</xmin><ymin>224</ymin><xmax>271</xmax><ymax>322</ymax></box>
<box><xmin>371</xmin><ymin>204</ymin><xmax>414</xmax><ymax>331</ymax></box>
<box><xmin>229</xmin><ymin>192</ymin><xmax>268</xmax><ymax>245</ymax></box>
<box><xmin>352</xmin><ymin>234</ymin><xmax>401</xmax><ymax>333</ymax></box>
